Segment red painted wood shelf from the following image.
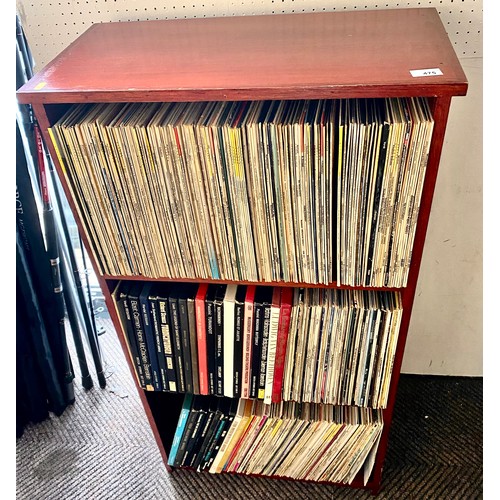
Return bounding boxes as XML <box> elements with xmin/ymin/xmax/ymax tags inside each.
<box><xmin>17</xmin><ymin>8</ymin><xmax>467</xmax><ymax>495</ymax></box>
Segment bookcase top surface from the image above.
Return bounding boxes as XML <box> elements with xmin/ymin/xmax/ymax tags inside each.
<box><xmin>17</xmin><ymin>8</ymin><xmax>467</xmax><ymax>104</ymax></box>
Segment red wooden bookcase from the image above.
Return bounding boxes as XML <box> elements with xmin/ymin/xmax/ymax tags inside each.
<box><xmin>17</xmin><ymin>8</ymin><xmax>467</xmax><ymax>494</ymax></box>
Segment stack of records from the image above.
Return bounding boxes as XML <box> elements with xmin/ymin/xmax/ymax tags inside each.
<box><xmin>49</xmin><ymin>97</ymin><xmax>433</xmax><ymax>287</ymax></box>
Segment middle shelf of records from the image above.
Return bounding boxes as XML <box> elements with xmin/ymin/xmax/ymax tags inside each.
<box><xmin>112</xmin><ymin>280</ymin><xmax>402</xmax><ymax>409</ymax></box>
<box><xmin>49</xmin><ymin>96</ymin><xmax>434</xmax><ymax>289</ymax></box>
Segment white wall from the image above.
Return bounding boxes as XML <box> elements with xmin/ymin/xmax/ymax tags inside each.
<box><xmin>401</xmin><ymin>57</ymin><xmax>483</xmax><ymax>375</ymax></box>
<box><xmin>16</xmin><ymin>1</ymin><xmax>483</xmax><ymax>377</ymax></box>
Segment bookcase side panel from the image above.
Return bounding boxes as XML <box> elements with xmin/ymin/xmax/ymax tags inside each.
<box><xmin>368</xmin><ymin>95</ymin><xmax>453</xmax><ymax>493</ymax></box>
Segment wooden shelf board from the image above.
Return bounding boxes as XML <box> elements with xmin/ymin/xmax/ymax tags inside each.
<box><xmin>17</xmin><ymin>9</ymin><xmax>467</xmax><ymax>104</ymax></box>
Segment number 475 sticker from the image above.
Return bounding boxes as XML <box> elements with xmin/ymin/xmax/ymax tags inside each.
<box><xmin>410</xmin><ymin>68</ymin><xmax>444</xmax><ymax>77</ymax></box>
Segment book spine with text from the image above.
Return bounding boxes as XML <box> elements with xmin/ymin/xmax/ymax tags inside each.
<box><xmin>178</xmin><ymin>292</ymin><xmax>194</xmax><ymax>394</ymax></box>
<box><xmin>195</xmin><ymin>283</ymin><xmax>209</xmax><ymax>395</ymax></box>
<box><xmin>250</xmin><ymin>297</ymin><xmax>264</xmax><ymax>399</ymax></box>
<box><xmin>233</xmin><ymin>285</ymin><xmax>246</xmax><ymax>398</ymax></box>
<box><xmin>157</xmin><ymin>293</ymin><xmax>178</xmax><ymax>392</ymax></box>
<box><xmin>205</xmin><ymin>285</ymin><xmax>217</xmax><ymax>395</ymax></box>
<box><xmin>187</xmin><ymin>294</ymin><xmax>200</xmax><ymax>394</ymax></box>
<box><xmin>263</xmin><ymin>286</ymin><xmax>282</xmax><ymax>404</ymax></box>
<box><xmin>257</xmin><ymin>297</ymin><xmax>272</xmax><ymax>400</ymax></box>
<box><xmin>139</xmin><ymin>283</ymin><xmax>162</xmax><ymax>391</ymax></box>
<box><xmin>128</xmin><ymin>285</ymin><xmax>154</xmax><ymax>391</ymax></box>
<box><xmin>168</xmin><ymin>294</ymin><xmax>186</xmax><ymax>393</ymax></box>
<box><xmin>223</xmin><ymin>285</ymin><xmax>238</xmax><ymax>398</ymax></box>
<box><xmin>113</xmin><ymin>283</ymin><xmax>146</xmax><ymax>389</ymax></box>
<box><xmin>149</xmin><ymin>288</ymin><xmax>169</xmax><ymax>392</ymax></box>
<box><xmin>241</xmin><ymin>285</ymin><xmax>256</xmax><ymax>399</ymax></box>
<box><xmin>214</xmin><ymin>285</ymin><xmax>227</xmax><ymax>396</ymax></box>
<box><xmin>271</xmin><ymin>287</ymin><xmax>294</xmax><ymax>403</ymax></box>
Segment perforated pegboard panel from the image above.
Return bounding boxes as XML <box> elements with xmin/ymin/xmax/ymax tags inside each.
<box><xmin>17</xmin><ymin>0</ymin><xmax>482</xmax><ymax>72</ymax></box>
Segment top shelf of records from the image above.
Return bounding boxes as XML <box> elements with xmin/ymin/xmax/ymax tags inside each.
<box><xmin>16</xmin><ymin>8</ymin><xmax>467</xmax><ymax>105</ymax></box>
<box><xmin>48</xmin><ymin>96</ymin><xmax>433</xmax><ymax>288</ymax></box>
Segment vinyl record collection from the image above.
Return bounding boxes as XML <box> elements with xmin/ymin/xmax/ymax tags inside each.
<box><xmin>49</xmin><ymin>96</ymin><xmax>429</xmax><ymax>487</ymax></box>
<box><xmin>49</xmin><ymin>97</ymin><xmax>433</xmax><ymax>287</ymax></box>
<box><xmin>168</xmin><ymin>395</ymin><xmax>383</xmax><ymax>486</ymax></box>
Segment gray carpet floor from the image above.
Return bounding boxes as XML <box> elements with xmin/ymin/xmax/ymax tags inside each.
<box><xmin>16</xmin><ymin>316</ymin><xmax>483</xmax><ymax>499</ymax></box>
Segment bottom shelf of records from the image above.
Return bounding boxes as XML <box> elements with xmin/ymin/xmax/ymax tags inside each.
<box><xmin>164</xmin><ymin>394</ymin><xmax>383</xmax><ymax>486</ymax></box>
